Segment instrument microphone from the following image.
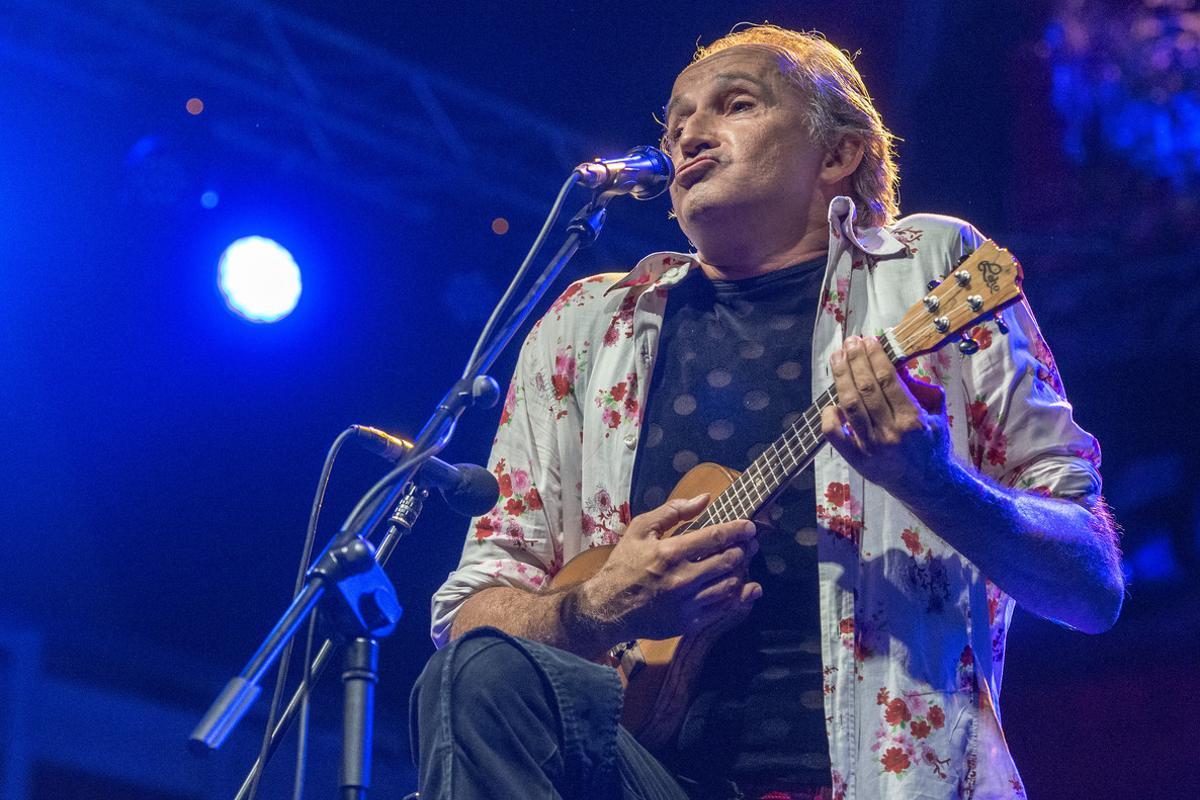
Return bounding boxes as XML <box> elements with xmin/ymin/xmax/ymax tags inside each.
<box><xmin>351</xmin><ymin>425</ymin><xmax>500</xmax><ymax>517</ymax></box>
<box><xmin>574</xmin><ymin>145</ymin><xmax>674</xmax><ymax>199</ymax></box>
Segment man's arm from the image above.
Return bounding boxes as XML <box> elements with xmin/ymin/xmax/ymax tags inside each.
<box><xmin>450</xmin><ymin>495</ymin><xmax>762</xmax><ymax>659</ymax></box>
<box><xmin>887</xmin><ymin>452</ymin><xmax>1120</xmax><ymax>633</ymax></box>
<box><xmin>450</xmin><ymin>585</ymin><xmax>606</xmax><ymax>656</ymax></box>
<box><xmin>437</xmin><ymin>276</ymin><xmax>762</xmax><ymax>656</ymax></box>
<box><xmin>821</xmin><ymin>334</ymin><xmax>1123</xmax><ymax>634</ymax></box>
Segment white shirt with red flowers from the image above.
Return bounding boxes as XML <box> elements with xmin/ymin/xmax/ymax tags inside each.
<box><xmin>431</xmin><ymin>197</ymin><xmax>1101</xmax><ymax>800</ymax></box>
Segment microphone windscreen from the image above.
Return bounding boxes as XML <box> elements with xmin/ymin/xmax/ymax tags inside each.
<box><xmin>443</xmin><ymin>464</ymin><xmax>501</xmax><ymax>517</ymax></box>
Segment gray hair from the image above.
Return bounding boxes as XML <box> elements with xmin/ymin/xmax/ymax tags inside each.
<box><xmin>688</xmin><ymin>24</ymin><xmax>900</xmax><ymax>228</ymax></box>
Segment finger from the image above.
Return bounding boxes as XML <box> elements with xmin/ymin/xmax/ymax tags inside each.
<box><xmin>740</xmin><ymin>581</ymin><xmax>763</xmax><ymax>603</ymax></box>
<box><xmin>820</xmin><ymin>403</ymin><xmax>847</xmax><ymax>441</ymax></box>
<box><xmin>831</xmin><ymin>343</ymin><xmax>873</xmax><ymax>445</ymax></box>
<box><xmin>899</xmin><ymin>368</ymin><xmax>946</xmax><ymax>415</ymax></box>
<box><xmin>685</xmin><ymin>582</ymin><xmax>763</xmax><ymax>632</ymax></box>
<box><xmin>627</xmin><ymin>493</ymin><xmax>709</xmax><ymax>540</ymax></box>
<box><xmin>692</xmin><ymin>574</ymin><xmax>743</xmax><ymax>606</ymax></box>
<box><xmin>821</xmin><ymin>403</ymin><xmax>857</xmax><ymax>457</ymax></box>
<box><xmin>666</xmin><ymin>518</ymin><xmax>757</xmax><ymax>563</ymax></box>
<box><xmin>672</xmin><ymin>536</ymin><xmax>753</xmax><ymax>589</ymax></box>
<box><xmin>845</xmin><ymin>336</ymin><xmax>895</xmax><ymax>424</ymax></box>
<box><xmin>707</xmin><ymin>581</ymin><xmax>764</xmax><ymax>611</ymax></box>
<box><xmin>864</xmin><ymin>337</ymin><xmax>910</xmax><ymax>415</ymax></box>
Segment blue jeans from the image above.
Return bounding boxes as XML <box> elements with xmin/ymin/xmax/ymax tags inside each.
<box><xmin>410</xmin><ymin>627</ymin><xmax>691</xmax><ymax>800</ymax></box>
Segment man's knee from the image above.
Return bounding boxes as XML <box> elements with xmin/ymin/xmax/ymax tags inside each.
<box><xmin>414</xmin><ymin>629</ymin><xmax>554</xmax><ymax>731</ymax></box>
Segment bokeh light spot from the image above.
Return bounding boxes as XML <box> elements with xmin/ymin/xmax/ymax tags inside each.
<box><xmin>491</xmin><ymin>217</ymin><xmax>509</xmax><ymax>235</ymax></box>
<box><xmin>186</xmin><ymin>97</ymin><xmax>204</xmax><ymax>115</ymax></box>
<box><xmin>217</xmin><ymin>236</ymin><xmax>302</xmax><ymax>323</ymax></box>
<box><xmin>200</xmin><ymin>190</ymin><xmax>219</xmax><ymax>209</ymax></box>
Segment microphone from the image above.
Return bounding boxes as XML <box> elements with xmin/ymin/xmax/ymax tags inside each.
<box><xmin>573</xmin><ymin>146</ymin><xmax>674</xmax><ymax>199</ymax></box>
<box><xmin>350</xmin><ymin>425</ymin><xmax>500</xmax><ymax>517</ymax></box>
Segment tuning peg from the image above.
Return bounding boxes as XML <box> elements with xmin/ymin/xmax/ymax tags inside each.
<box><xmin>958</xmin><ymin>334</ymin><xmax>980</xmax><ymax>355</ymax></box>
<box><xmin>926</xmin><ymin>275</ymin><xmax>944</xmax><ymax>291</ymax></box>
<box><xmin>956</xmin><ymin>250</ymin><xmax>974</xmax><ymax>266</ymax></box>
<box><xmin>993</xmin><ymin>312</ymin><xmax>1009</xmax><ymax>335</ymax></box>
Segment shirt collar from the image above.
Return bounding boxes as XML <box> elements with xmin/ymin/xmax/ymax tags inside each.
<box><xmin>605</xmin><ymin>252</ymin><xmax>696</xmax><ymax>295</ymax></box>
<box><xmin>825</xmin><ymin>195</ymin><xmax>908</xmax><ymax>258</ymax></box>
<box><xmin>606</xmin><ymin>196</ymin><xmax>908</xmax><ymax>295</ymax></box>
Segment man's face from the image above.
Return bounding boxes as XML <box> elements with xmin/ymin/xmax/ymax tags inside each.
<box><xmin>663</xmin><ymin>46</ymin><xmax>825</xmax><ymax>243</ymax></box>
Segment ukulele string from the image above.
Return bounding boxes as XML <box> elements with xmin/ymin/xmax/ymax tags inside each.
<box><xmin>664</xmin><ymin>295</ymin><xmax>991</xmax><ymax>529</ymax></box>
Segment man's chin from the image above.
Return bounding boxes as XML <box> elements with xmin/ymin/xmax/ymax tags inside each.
<box><xmin>676</xmin><ymin>189</ymin><xmax>747</xmax><ymax>236</ymax></box>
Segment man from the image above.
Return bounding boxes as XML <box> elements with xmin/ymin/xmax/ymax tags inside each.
<box><xmin>411</xmin><ymin>24</ymin><xmax>1123</xmax><ymax>800</ymax></box>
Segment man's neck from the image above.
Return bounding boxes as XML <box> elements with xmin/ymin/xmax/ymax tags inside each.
<box><xmin>690</xmin><ymin>191</ymin><xmax>833</xmax><ymax>281</ymax></box>
<box><xmin>695</xmin><ymin>235</ymin><xmax>828</xmax><ymax>282</ymax></box>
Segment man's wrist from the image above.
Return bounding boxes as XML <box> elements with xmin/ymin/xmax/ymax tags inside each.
<box><xmin>890</xmin><ymin>456</ymin><xmax>974</xmax><ymax>516</ymax></box>
<box><xmin>559</xmin><ymin>580</ymin><xmax>620</xmax><ymax>655</ymax></box>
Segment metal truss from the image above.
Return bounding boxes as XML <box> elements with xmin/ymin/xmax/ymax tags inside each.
<box><xmin>0</xmin><ymin>0</ymin><xmax>602</xmax><ymax>220</ymax></box>
<box><xmin>3</xmin><ymin>1</ymin><xmax>1196</xmax><ymax>351</ymax></box>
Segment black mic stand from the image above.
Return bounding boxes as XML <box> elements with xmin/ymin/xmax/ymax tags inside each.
<box><xmin>199</xmin><ymin>483</ymin><xmax>428</xmax><ymax>800</ymax></box>
<box><xmin>190</xmin><ymin>181</ymin><xmax>615</xmax><ymax>799</ymax></box>
<box><xmin>336</xmin><ymin>485</ymin><xmax>429</xmax><ymax>800</ymax></box>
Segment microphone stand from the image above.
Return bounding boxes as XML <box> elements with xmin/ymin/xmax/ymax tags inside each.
<box><xmin>189</xmin><ymin>183</ymin><xmax>616</xmax><ymax>799</ymax></box>
<box><xmin>222</xmin><ymin>485</ymin><xmax>427</xmax><ymax>800</ymax></box>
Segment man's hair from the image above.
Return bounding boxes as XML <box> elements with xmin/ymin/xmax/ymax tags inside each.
<box><xmin>688</xmin><ymin>24</ymin><xmax>900</xmax><ymax>228</ymax></box>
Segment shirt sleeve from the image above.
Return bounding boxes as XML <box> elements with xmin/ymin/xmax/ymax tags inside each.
<box><xmin>428</xmin><ymin>318</ymin><xmax>569</xmax><ymax>648</ymax></box>
<box><xmin>956</xmin><ymin>231</ymin><xmax>1102</xmax><ymax>501</ymax></box>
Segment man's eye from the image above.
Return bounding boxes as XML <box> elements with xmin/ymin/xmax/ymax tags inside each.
<box><xmin>729</xmin><ymin>99</ymin><xmax>754</xmax><ymax>113</ymax></box>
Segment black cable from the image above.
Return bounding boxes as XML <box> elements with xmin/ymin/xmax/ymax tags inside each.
<box><xmin>463</xmin><ymin>172</ymin><xmax>580</xmax><ymax>378</ymax></box>
<box><xmin>246</xmin><ymin>426</ymin><xmax>356</xmax><ymax>800</ymax></box>
<box><xmin>290</xmin><ymin>613</ymin><xmax>317</xmax><ymax>800</ymax></box>
<box><xmin>344</xmin><ymin>176</ymin><xmax>588</xmax><ymax>537</ymax></box>
<box><xmin>238</xmin><ymin>170</ymin><xmax>589</xmax><ymax>799</ymax></box>
<box><xmin>344</xmin><ymin>445</ymin><xmax>445</xmax><ymax>537</ymax></box>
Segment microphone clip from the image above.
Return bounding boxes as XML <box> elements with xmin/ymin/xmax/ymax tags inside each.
<box><xmin>573</xmin><ymin>145</ymin><xmax>674</xmax><ymax>200</ymax></box>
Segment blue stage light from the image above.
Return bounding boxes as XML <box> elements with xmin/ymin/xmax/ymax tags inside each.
<box><xmin>217</xmin><ymin>236</ymin><xmax>302</xmax><ymax>323</ymax></box>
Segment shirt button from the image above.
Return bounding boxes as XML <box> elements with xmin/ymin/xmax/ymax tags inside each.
<box><xmin>623</xmin><ymin>433</ymin><xmax>637</xmax><ymax>450</ymax></box>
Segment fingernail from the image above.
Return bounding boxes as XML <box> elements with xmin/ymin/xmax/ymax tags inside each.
<box><xmin>846</xmin><ymin>337</ymin><xmax>861</xmax><ymax>350</ymax></box>
<box><xmin>689</xmin><ymin>493</ymin><xmax>708</xmax><ymax>503</ymax></box>
<box><xmin>750</xmin><ymin>585</ymin><xmax>763</xmax><ymax>600</ymax></box>
<box><xmin>742</xmin><ymin>521</ymin><xmax>756</xmax><ymax>535</ymax></box>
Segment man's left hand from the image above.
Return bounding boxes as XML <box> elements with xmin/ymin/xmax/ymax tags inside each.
<box><xmin>819</xmin><ymin>335</ymin><xmax>954</xmax><ymax>500</ymax></box>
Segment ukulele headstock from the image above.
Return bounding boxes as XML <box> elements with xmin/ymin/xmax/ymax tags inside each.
<box><xmin>886</xmin><ymin>240</ymin><xmax>1023</xmax><ymax>360</ymax></box>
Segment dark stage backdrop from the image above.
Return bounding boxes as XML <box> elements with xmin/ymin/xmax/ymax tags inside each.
<box><xmin>1</xmin><ymin>1</ymin><xmax>1197</xmax><ymax>798</ymax></box>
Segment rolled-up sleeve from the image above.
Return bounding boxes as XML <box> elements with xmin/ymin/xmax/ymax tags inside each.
<box><xmin>429</xmin><ymin>319</ymin><xmax>568</xmax><ymax>648</ymax></box>
<box><xmin>959</xmin><ymin>282</ymin><xmax>1101</xmax><ymax>501</ymax></box>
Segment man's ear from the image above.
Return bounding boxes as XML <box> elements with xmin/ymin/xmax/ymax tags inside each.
<box><xmin>819</xmin><ymin>133</ymin><xmax>865</xmax><ymax>186</ymax></box>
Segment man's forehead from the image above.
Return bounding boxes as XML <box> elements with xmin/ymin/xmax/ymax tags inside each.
<box><xmin>666</xmin><ymin>45</ymin><xmax>790</xmax><ymax>109</ymax></box>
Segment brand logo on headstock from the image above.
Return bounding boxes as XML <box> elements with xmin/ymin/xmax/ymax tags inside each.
<box><xmin>977</xmin><ymin>260</ymin><xmax>1002</xmax><ymax>294</ymax></box>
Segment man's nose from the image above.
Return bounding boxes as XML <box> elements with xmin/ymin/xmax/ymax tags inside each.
<box><xmin>676</xmin><ymin>114</ymin><xmax>719</xmax><ymax>160</ymax></box>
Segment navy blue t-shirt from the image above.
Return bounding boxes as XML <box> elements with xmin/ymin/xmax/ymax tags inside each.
<box><xmin>630</xmin><ymin>257</ymin><xmax>831</xmax><ymax>793</ymax></box>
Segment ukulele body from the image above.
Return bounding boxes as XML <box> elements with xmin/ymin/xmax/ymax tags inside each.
<box><xmin>549</xmin><ymin>461</ymin><xmax>740</xmax><ymax>751</ymax></box>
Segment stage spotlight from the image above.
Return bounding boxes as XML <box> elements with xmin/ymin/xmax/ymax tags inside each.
<box><xmin>217</xmin><ymin>236</ymin><xmax>302</xmax><ymax>323</ymax></box>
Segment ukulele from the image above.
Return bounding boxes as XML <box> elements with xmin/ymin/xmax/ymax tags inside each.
<box><xmin>549</xmin><ymin>240</ymin><xmax>1024</xmax><ymax>751</ymax></box>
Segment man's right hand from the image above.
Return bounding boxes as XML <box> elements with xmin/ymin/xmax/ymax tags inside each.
<box><xmin>576</xmin><ymin>494</ymin><xmax>762</xmax><ymax>642</ymax></box>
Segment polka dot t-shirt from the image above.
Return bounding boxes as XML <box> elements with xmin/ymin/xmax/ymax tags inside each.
<box><xmin>630</xmin><ymin>257</ymin><xmax>831</xmax><ymax>793</ymax></box>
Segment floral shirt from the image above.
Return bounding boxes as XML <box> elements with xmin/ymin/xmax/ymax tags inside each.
<box><xmin>431</xmin><ymin>196</ymin><xmax>1102</xmax><ymax>800</ymax></box>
